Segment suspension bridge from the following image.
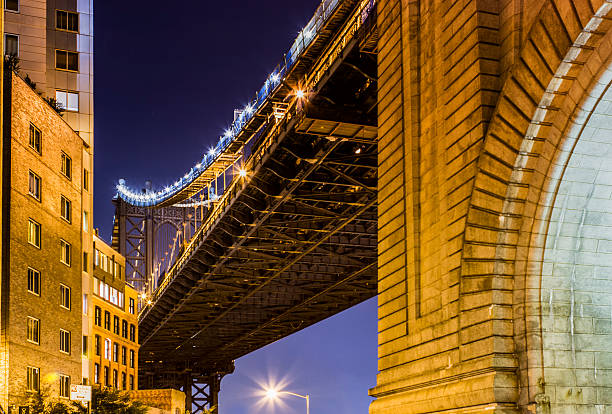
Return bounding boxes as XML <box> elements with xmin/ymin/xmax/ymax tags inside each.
<box><xmin>112</xmin><ymin>0</ymin><xmax>378</xmax><ymax>411</ymax></box>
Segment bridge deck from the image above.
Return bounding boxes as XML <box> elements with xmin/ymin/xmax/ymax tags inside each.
<box><xmin>137</xmin><ymin>0</ymin><xmax>378</xmax><ymax>386</ymax></box>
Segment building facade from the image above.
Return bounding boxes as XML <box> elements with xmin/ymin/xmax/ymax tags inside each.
<box><xmin>3</xmin><ymin>0</ymin><xmax>95</xmax><ymax>291</ymax></box>
<box><xmin>87</xmin><ymin>234</ymin><xmax>139</xmax><ymax>391</ymax></box>
<box><xmin>3</xmin><ymin>0</ymin><xmax>94</xmax><ymax>144</ymax></box>
<box><xmin>1</xmin><ymin>70</ymin><xmax>85</xmax><ymax>407</ymax></box>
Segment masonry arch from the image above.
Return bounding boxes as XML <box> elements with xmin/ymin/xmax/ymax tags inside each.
<box><xmin>471</xmin><ymin>2</ymin><xmax>612</xmax><ymax>411</ymax></box>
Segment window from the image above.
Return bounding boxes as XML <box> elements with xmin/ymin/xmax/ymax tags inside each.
<box><xmin>113</xmin><ymin>369</ymin><xmax>118</xmax><ymax>389</ymax></box>
<box><xmin>122</xmin><ymin>320</ymin><xmax>128</xmax><ymax>338</ymax></box>
<box><xmin>27</xmin><ymin>367</ymin><xmax>40</xmax><ymax>392</ymax></box>
<box><xmin>129</xmin><ymin>349</ymin><xmax>135</xmax><ymax>368</ymax></box>
<box><xmin>29</xmin><ymin>123</ymin><xmax>41</xmax><ymax>153</ymax></box>
<box><xmin>60</xmin><ymin>284</ymin><xmax>71</xmax><ymax>309</ymax></box>
<box><xmin>83</xmin><ymin>169</ymin><xmax>89</xmax><ymax>191</ymax></box>
<box><xmin>82</xmin><ymin>335</ymin><xmax>88</xmax><ymax>356</ymax></box>
<box><xmin>129</xmin><ymin>324</ymin><xmax>136</xmax><ymax>342</ymax></box>
<box><xmin>129</xmin><ymin>298</ymin><xmax>135</xmax><ymax>314</ymax></box>
<box><xmin>5</xmin><ymin>0</ymin><xmax>18</xmax><ymax>12</ymax></box>
<box><xmin>60</xmin><ymin>329</ymin><xmax>71</xmax><ymax>354</ymax></box>
<box><xmin>4</xmin><ymin>34</ymin><xmax>18</xmax><ymax>56</ymax></box>
<box><xmin>83</xmin><ymin>211</ymin><xmax>89</xmax><ymax>232</ymax></box>
<box><xmin>28</xmin><ymin>219</ymin><xmax>41</xmax><ymax>248</ymax></box>
<box><xmin>55</xmin><ymin>50</ymin><xmax>78</xmax><ymax>71</ymax></box>
<box><xmin>104</xmin><ymin>366</ymin><xmax>109</xmax><ymax>387</ymax></box>
<box><xmin>60</xmin><ymin>239</ymin><xmax>71</xmax><ymax>266</ymax></box>
<box><xmin>56</xmin><ymin>10</ymin><xmax>78</xmax><ymax>32</ymax></box>
<box><xmin>94</xmin><ymin>363</ymin><xmax>100</xmax><ymax>384</ymax></box>
<box><xmin>129</xmin><ymin>375</ymin><xmax>134</xmax><ymax>391</ymax></box>
<box><xmin>94</xmin><ymin>334</ymin><xmax>100</xmax><ymax>356</ymax></box>
<box><xmin>94</xmin><ymin>306</ymin><xmax>101</xmax><ymax>326</ymax></box>
<box><xmin>60</xmin><ymin>195</ymin><xmax>72</xmax><ymax>223</ymax></box>
<box><xmin>27</xmin><ymin>267</ymin><xmax>40</xmax><ymax>295</ymax></box>
<box><xmin>113</xmin><ymin>342</ymin><xmax>118</xmax><ymax>362</ymax></box>
<box><xmin>58</xmin><ymin>375</ymin><xmax>70</xmax><ymax>398</ymax></box>
<box><xmin>27</xmin><ymin>316</ymin><xmax>40</xmax><ymax>344</ymax></box>
<box><xmin>83</xmin><ymin>251</ymin><xmax>89</xmax><ymax>272</ymax></box>
<box><xmin>61</xmin><ymin>152</ymin><xmax>72</xmax><ymax>179</ymax></box>
<box><xmin>113</xmin><ymin>316</ymin><xmax>120</xmax><ymax>335</ymax></box>
<box><xmin>104</xmin><ymin>338</ymin><xmax>111</xmax><ymax>360</ymax></box>
<box><xmin>55</xmin><ymin>90</ymin><xmax>78</xmax><ymax>112</ymax></box>
<box><xmin>83</xmin><ymin>294</ymin><xmax>88</xmax><ymax>314</ymax></box>
<box><xmin>28</xmin><ymin>171</ymin><xmax>41</xmax><ymax>200</ymax></box>
<box><xmin>121</xmin><ymin>346</ymin><xmax>127</xmax><ymax>365</ymax></box>
<box><xmin>122</xmin><ymin>372</ymin><xmax>126</xmax><ymax>390</ymax></box>
<box><xmin>104</xmin><ymin>311</ymin><xmax>110</xmax><ymax>330</ymax></box>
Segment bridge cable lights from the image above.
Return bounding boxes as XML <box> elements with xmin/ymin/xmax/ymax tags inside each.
<box><xmin>264</xmin><ymin>388</ymin><xmax>310</xmax><ymax>414</ymax></box>
<box><xmin>115</xmin><ymin>0</ymin><xmax>347</xmax><ymax>207</ymax></box>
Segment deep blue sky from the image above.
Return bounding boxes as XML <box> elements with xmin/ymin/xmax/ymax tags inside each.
<box><xmin>94</xmin><ymin>1</ymin><xmax>378</xmax><ymax>413</ymax></box>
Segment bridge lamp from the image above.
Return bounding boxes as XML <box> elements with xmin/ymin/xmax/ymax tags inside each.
<box><xmin>264</xmin><ymin>388</ymin><xmax>310</xmax><ymax>414</ymax></box>
<box><xmin>295</xmin><ymin>89</ymin><xmax>305</xmax><ymax>99</ymax></box>
<box><xmin>238</xmin><ymin>168</ymin><xmax>248</xmax><ymax>178</ymax></box>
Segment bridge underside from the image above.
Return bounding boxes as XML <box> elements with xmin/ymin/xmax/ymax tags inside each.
<box><xmin>138</xmin><ymin>21</ymin><xmax>379</xmax><ymax>390</ymax></box>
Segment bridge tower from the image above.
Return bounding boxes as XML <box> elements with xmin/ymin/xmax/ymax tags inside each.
<box><xmin>371</xmin><ymin>0</ymin><xmax>612</xmax><ymax>413</ymax></box>
<box><xmin>112</xmin><ymin>193</ymin><xmax>205</xmax><ymax>297</ymax></box>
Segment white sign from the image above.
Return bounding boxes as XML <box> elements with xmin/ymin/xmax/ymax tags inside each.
<box><xmin>70</xmin><ymin>385</ymin><xmax>92</xmax><ymax>402</ymax></box>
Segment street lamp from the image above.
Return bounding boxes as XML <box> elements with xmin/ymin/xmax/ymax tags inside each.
<box><xmin>265</xmin><ymin>388</ymin><xmax>310</xmax><ymax>414</ymax></box>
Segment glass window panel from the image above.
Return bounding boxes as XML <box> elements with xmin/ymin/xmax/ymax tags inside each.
<box><xmin>67</xmin><ymin>52</ymin><xmax>78</xmax><ymax>71</ymax></box>
<box><xmin>56</xmin><ymin>50</ymin><xmax>67</xmax><ymax>70</ymax></box>
<box><xmin>5</xmin><ymin>0</ymin><xmax>18</xmax><ymax>12</ymax></box>
<box><xmin>4</xmin><ymin>34</ymin><xmax>18</xmax><ymax>56</ymax></box>
<box><xmin>66</xmin><ymin>92</ymin><xmax>78</xmax><ymax>111</ymax></box>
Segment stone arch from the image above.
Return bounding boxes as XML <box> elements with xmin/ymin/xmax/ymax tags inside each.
<box><xmin>465</xmin><ymin>0</ymin><xmax>612</xmax><ymax>411</ymax></box>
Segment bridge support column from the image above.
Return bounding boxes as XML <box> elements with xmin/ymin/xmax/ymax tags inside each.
<box><xmin>182</xmin><ymin>364</ymin><xmax>233</xmax><ymax>414</ymax></box>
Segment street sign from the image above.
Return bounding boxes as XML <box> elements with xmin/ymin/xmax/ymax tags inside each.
<box><xmin>70</xmin><ymin>384</ymin><xmax>92</xmax><ymax>402</ymax></box>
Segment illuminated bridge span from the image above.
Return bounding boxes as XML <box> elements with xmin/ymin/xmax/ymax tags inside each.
<box><xmin>112</xmin><ymin>0</ymin><xmax>378</xmax><ymax>411</ymax></box>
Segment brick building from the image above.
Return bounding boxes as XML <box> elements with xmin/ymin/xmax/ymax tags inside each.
<box><xmin>0</xmin><ymin>70</ymin><xmax>85</xmax><ymax>407</ymax></box>
<box><xmin>86</xmin><ymin>234</ymin><xmax>139</xmax><ymax>391</ymax></box>
<box><xmin>3</xmin><ymin>2</ymin><xmax>95</xmax><ymax>331</ymax></box>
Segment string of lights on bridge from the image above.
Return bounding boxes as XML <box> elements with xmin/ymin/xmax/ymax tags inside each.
<box><xmin>115</xmin><ymin>0</ymin><xmax>346</xmax><ymax>207</ymax></box>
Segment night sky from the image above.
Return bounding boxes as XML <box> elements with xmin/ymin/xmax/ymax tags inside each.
<box><xmin>94</xmin><ymin>1</ymin><xmax>377</xmax><ymax>413</ymax></box>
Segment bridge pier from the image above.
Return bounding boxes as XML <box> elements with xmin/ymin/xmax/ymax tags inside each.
<box><xmin>183</xmin><ymin>370</ymin><xmax>231</xmax><ymax>414</ymax></box>
<box><xmin>372</xmin><ymin>0</ymin><xmax>612</xmax><ymax>412</ymax></box>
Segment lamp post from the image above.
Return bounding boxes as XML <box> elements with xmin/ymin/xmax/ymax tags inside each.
<box><xmin>265</xmin><ymin>388</ymin><xmax>310</xmax><ymax>414</ymax></box>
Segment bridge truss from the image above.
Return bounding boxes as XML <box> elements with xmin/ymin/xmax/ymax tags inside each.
<box><xmin>113</xmin><ymin>0</ymin><xmax>378</xmax><ymax>411</ymax></box>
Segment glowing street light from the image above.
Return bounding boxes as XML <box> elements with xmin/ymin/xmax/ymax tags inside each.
<box><xmin>238</xmin><ymin>168</ymin><xmax>248</xmax><ymax>178</ymax></box>
<box><xmin>295</xmin><ymin>89</ymin><xmax>305</xmax><ymax>99</ymax></box>
<box><xmin>264</xmin><ymin>388</ymin><xmax>310</xmax><ymax>414</ymax></box>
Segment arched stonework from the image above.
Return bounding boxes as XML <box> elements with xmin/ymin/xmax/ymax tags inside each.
<box><xmin>473</xmin><ymin>3</ymin><xmax>612</xmax><ymax>412</ymax></box>
<box><xmin>372</xmin><ymin>0</ymin><xmax>612</xmax><ymax>413</ymax></box>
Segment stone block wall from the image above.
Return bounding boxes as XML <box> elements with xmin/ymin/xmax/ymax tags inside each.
<box><xmin>371</xmin><ymin>0</ymin><xmax>612</xmax><ymax>413</ymax></box>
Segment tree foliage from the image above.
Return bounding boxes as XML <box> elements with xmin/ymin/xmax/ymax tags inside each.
<box><xmin>23</xmin><ymin>386</ymin><xmax>148</xmax><ymax>414</ymax></box>
<box><xmin>86</xmin><ymin>387</ymin><xmax>148</xmax><ymax>414</ymax></box>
